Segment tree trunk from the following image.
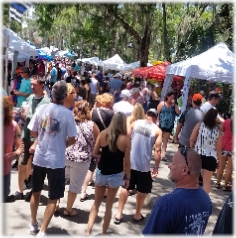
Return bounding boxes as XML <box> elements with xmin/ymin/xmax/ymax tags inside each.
<box><xmin>139</xmin><ymin>24</ymin><xmax>151</xmax><ymax>67</ymax></box>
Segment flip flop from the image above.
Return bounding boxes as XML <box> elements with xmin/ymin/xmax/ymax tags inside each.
<box><xmin>114</xmin><ymin>217</ymin><xmax>123</xmax><ymax>225</ymax></box>
<box><xmin>133</xmin><ymin>214</ymin><xmax>145</xmax><ymax>223</ymax></box>
<box><xmin>80</xmin><ymin>194</ymin><xmax>88</xmax><ymax>202</ymax></box>
<box><xmin>63</xmin><ymin>209</ymin><xmax>78</xmax><ymax>217</ymax></box>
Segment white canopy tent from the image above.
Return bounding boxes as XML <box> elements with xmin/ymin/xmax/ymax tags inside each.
<box><xmin>161</xmin><ymin>42</ymin><xmax>235</xmax><ymax>113</ymax></box>
<box><xmin>103</xmin><ymin>54</ymin><xmax>127</xmax><ymax>71</ymax></box>
<box><xmin>120</xmin><ymin>61</ymin><xmax>153</xmax><ymax>72</ymax></box>
<box><xmin>3</xmin><ymin>26</ymin><xmax>38</xmax><ymax>57</ymax></box>
<box><xmin>2</xmin><ymin>50</ymin><xmax>27</xmax><ymax>62</ymax></box>
<box><xmin>80</xmin><ymin>57</ymin><xmax>104</xmax><ymax>67</ymax></box>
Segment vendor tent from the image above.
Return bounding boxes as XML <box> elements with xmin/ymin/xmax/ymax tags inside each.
<box><xmin>103</xmin><ymin>54</ymin><xmax>127</xmax><ymax>71</ymax></box>
<box><xmin>81</xmin><ymin>57</ymin><xmax>104</xmax><ymax>66</ymax></box>
<box><xmin>3</xmin><ymin>26</ymin><xmax>38</xmax><ymax>56</ymax></box>
<box><xmin>120</xmin><ymin>61</ymin><xmax>152</xmax><ymax>72</ymax></box>
<box><xmin>2</xmin><ymin>50</ymin><xmax>27</xmax><ymax>62</ymax></box>
<box><xmin>161</xmin><ymin>42</ymin><xmax>235</xmax><ymax>113</ymax></box>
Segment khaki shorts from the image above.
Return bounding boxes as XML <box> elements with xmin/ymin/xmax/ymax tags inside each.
<box><xmin>18</xmin><ymin>138</ymin><xmax>33</xmax><ymax>165</ymax></box>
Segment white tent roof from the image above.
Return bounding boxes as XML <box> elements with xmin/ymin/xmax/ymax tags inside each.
<box><xmin>2</xmin><ymin>50</ymin><xmax>27</xmax><ymax>62</ymax></box>
<box><xmin>103</xmin><ymin>54</ymin><xmax>127</xmax><ymax>71</ymax></box>
<box><xmin>166</xmin><ymin>42</ymin><xmax>234</xmax><ymax>84</ymax></box>
<box><xmin>81</xmin><ymin>57</ymin><xmax>104</xmax><ymax>66</ymax></box>
<box><xmin>120</xmin><ymin>61</ymin><xmax>153</xmax><ymax>72</ymax></box>
<box><xmin>3</xmin><ymin>26</ymin><xmax>38</xmax><ymax>57</ymax></box>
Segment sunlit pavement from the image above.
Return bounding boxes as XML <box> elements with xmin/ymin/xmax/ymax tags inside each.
<box><xmin>3</xmin><ymin>142</ymin><xmax>230</xmax><ymax>236</ymax></box>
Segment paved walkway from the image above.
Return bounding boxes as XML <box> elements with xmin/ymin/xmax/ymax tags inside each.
<box><xmin>3</xmin><ymin>143</ymin><xmax>230</xmax><ymax>236</ymax></box>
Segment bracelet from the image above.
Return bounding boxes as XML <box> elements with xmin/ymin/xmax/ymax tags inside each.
<box><xmin>125</xmin><ymin>178</ymin><xmax>130</xmax><ymax>180</ymax></box>
<box><xmin>154</xmin><ymin>165</ymin><xmax>159</xmax><ymax>169</ymax></box>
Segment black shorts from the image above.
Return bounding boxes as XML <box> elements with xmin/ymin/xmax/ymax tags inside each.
<box><xmin>18</xmin><ymin>138</ymin><xmax>33</xmax><ymax>165</ymax></box>
<box><xmin>201</xmin><ymin>155</ymin><xmax>217</xmax><ymax>172</ymax></box>
<box><xmin>89</xmin><ymin>158</ymin><xmax>96</xmax><ymax>172</ymax></box>
<box><xmin>126</xmin><ymin>169</ymin><xmax>153</xmax><ymax>194</ymax></box>
<box><xmin>32</xmin><ymin>165</ymin><xmax>65</xmax><ymax>200</ymax></box>
<box><xmin>160</xmin><ymin>127</ymin><xmax>173</xmax><ymax>133</ymax></box>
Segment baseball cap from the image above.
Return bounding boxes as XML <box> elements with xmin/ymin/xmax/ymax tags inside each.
<box><xmin>192</xmin><ymin>93</ymin><xmax>203</xmax><ymax>102</ymax></box>
<box><xmin>147</xmin><ymin>108</ymin><xmax>158</xmax><ymax>117</ymax></box>
<box><xmin>120</xmin><ymin>89</ymin><xmax>131</xmax><ymax>99</ymax></box>
<box><xmin>114</xmin><ymin>73</ymin><xmax>122</xmax><ymax>78</ymax></box>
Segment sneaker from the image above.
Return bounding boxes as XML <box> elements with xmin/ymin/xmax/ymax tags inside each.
<box><xmin>29</xmin><ymin>222</ymin><xmax>38</xmax><ymax>235</ymax></box>
<box><xmin>13</xmin><ymin>191</ymin><xmax>24</xmax><ymax>200</ymax></box>
<box><xmin>36</xmin><ymin>231</ymin><xmax>47</xmax><ymax>237</ymax></box>
<box><xmin>25</xmin><ymin>190</ymin><xmax>32</xmax><ymax>202</ymax></box>
<box><xmin>4</xmin><ymin>195</ymin><xmax>16</xmax><ymax>203</ymax></box>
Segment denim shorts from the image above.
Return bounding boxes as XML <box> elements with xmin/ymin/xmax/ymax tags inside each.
<box><xmin>94</xmin><ymin>168</ymin><xmax>123</xmax><ymax>188</ymax></box>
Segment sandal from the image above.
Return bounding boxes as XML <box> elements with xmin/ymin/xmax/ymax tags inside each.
<box><xmin>80</xmin><ymin>194</ymin><xmax>88</xmax><ymax>202</ymax></box>
<box><xmin>222</xmin><ymin>186</ymin><xmax>232</xmax><ymax>192</ymax></box>
<box><xmin>63</xmin><ymin>209</ymin><xmax>78</xmax><ymax>217</ymax></box>
<box><xmin>114</xmin><ymin>216</ymin><xmax>123</xmax><ymax>225</ymax></box>
<box><xmin>215</xmin><ymin>182</ymin><xmax>221</xmax><ymax>189</ymax></box>
<box><xmin>133</xmin><ymin>214</ymin><xmax>145</xmax><ymax>223</ymax></box>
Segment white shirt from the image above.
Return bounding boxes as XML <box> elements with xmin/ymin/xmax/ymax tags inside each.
<box><xmin>90</xmin><ymin>78</ymin><xmax>98</xmax><ymax>94</ymax></box>
<box><xmin>113</xmin><ymin>100</ymin><xmax>134</xmax><ymax>117</ymax></box>
<box><xmin>28</xmin><ymin>103</ymin><xmax>77</xmax><ymax>169</ymax></box>
<box><xmin>200</xmin><ymin>101</ymin><xmax>220</xmax><ymax>119</ymax></box>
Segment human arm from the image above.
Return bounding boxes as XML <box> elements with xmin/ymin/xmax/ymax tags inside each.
<box><xmin>152</xmin><ymin>128</ymin><xmax>162</xmax><ymax>178</ymax></box>
<box><xmin>216</xmin><ymin>126</ymin><xmax>222</xmax><ymax>167</ymax></box>
<box><xmin>157</xmin><ymin>101</ymin><xmax>164</xmax><ymax>121</ymax></box>
<box><xmin>151</xmin><ymin>91</ymin><xmax>159</xmax><ymax>101</ymax></box>
<box><xmin>174</xmin><ymin>123</ymin><xmax>183</xmax><ymax>143</ymax></box>
<box><xmin>93</xmin><ymin>133</ymin><xmax>101</xmax><ymax>157</ymax></box>
<box><xmin>174</xmin><ymin>103</ymin><xmax>180</xmax><ymax>115</ymax></box>
<box><xmin>216</xmin><ymin>116</ymin><xmax>225</xmax><ymax>124</ymax></box>
<box><xmin>5</xmin><ymin>124</ymin><xmax>23</xmax><ymax>160</ymax></box>
<box><xmin>13</xmin><ymin>91</ymin><xmax>31</xmax><ymax>97</ymax></box>
<box><xmin>97</xmin><ymin>81</ymin><xmax>100</xmax><ymax>93</ymax></box>
<box><xmin>93</xmin><ymin>122</ymin><xmax>100</xmax><ymax>141</ymax></box>
<box><xmin>66</xmin><ymin>137</ymin><xmax>76</xmax><ymax>148</ymax></box>
<box><xmin>123</xmin><ymin>136</ymin><xmax>131</xmax><ymax>188</ymax></box>
<box><xmin>189</xmin><ymin>122</ymin><xmax>201</xmax><ymax>148</ymax></box>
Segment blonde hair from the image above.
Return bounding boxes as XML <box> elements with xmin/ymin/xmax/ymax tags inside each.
<box><xmin>67</xmin><ymin>83</ymin><xmax>75</xmax><ymax>94</ymax></box>
<box><xmin>131</xmin><ymin>103</ymin><xmax>145</xmax><ymax>121</ymax></box>
<box><xmin>96</xmin><ymin>93</ymin><xmax>114</xmax><ymax>108</ymax></box>
<box><xmin>106</xmin><ymin>112</ymin><xmax>127</xmax><ymax>152</ymax></box>
<box><xmin>73</xmin><ymin>100</ymin><xmax>91</xmax><ymax>122</ymax></box>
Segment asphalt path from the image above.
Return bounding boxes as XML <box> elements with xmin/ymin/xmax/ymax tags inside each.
<box><xmin>3</xmin><ymin>142</ymin><xmax>230</xmax><ymax>237</ymax></box>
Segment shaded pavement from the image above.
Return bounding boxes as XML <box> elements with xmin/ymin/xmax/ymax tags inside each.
<box><xmin>3</xmin><ymin>142</ymin><xmax>230</xmax><ymax>236</ymax></box>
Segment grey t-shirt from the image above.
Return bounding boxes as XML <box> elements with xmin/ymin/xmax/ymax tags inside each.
<box><xmin>179</xmin><ymin>108</ymin><xmax>204</xmax><ymax>147</ymax></box>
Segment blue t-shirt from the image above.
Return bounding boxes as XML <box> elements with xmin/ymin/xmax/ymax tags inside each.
<box><xmin>142</xmin><ymin>187</ymin><xmax>212</xmax><ymax>235</ymax></box>
<box><xmin>109</xmin><ymin>79</ymin><xmax>122</xmax><ymax>94</ymax></box>
<box><xmin>50</xmin><ymin>67</ymin><xmax>57</xmax><ymax>83</ymax></box>
<box><xmin>17</xmin><ymin>78</ymin><xmax>32</xmax><ymax>107</ymax></box>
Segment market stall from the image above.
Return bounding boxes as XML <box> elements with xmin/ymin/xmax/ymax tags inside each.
<box><xmin>103</xmin><ymin>54</ymin><xmax>127</xmax><ymax>71</ymax></box>
<box><xmin>161</xmin><ymin>42</ymin><xmax>235</xmax><ymax>113</ymax></box>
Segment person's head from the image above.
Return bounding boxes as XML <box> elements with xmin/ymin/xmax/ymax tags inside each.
<box><xmin>55</xmin><ymin>62</ymin><xmax>60</xmax><ymax>68</ymax></box>
<box><xmin>208</xmin><ymin>91</ymin><xmax>222</xmax><ymax>106</ymax></box>
<box><xmin>80</xmin><ymin>79</ymin><xmax>86</xmax><ymax>86</ymax></box>
<box><xmin>21</xmin><ymin>66</ymin><xmax>30</xmax><ymax>79</ymax></box>
<box><xmin>145</xmin><ymin>108</ymin><xmax>158</xmax><ymax>123</ymax></box>
<box><xmin>114</xmin><ymin>73</ymin><xmax>122</xmax><ymax>79</ymax></box>
<box><xmin>131</xmin><ymin>103</ymin><xmax>145</xmax><ymax>121</ymax></box>
<box><xmin>3</xmin><ymin>96</ymin><xmax>13</xmax><ymax>126</ymax></box>
<box><xmin>51</xmin><ymin>80</ymin><xmax>68</xmax><ymax>104</ymax></box>
<box><xmin>31</xmin><ymin>74</ymin><xmax>46</xmax><ymax>96</ymax></box>
<box><xmin>65</xmin><ymin>83</ymin><xmax>76</xmax><ymax>101</ymax></box>
<box><xmin>73</xmin><ymin>100</ymin><xmax>91</xmax><ymax>122</ymax></box>
<box><xmin>130</xmin><ymin>87</ymin><xmax>140</xmax><ymax>99</ymax></box>
<box><xmin>164</xmin><ymin>90</ymin><xmax>175</xmax><ymax>103</ymax></box>
<box><xmin>106</xmin><ymin>112</ymin><xmax>127</xmax><ymax>152</ymax></box>
<box><xmin>95</xmin><ymin>93</ymin><xmax>114</xmax><ymax>109</ymax></box>
<box><xmin>203</xmin><ymin>108</ymin><xmax>218</xmax><ymax>130</ymax></box>
<box><xmin>29</xmin><ymin>59</ymin><xmax>35</xmax><ymax>69</ymax></box>
<box><xmin>168</xmin><ymin>148</ymin><xmax>201</xmax><ymax>185</ymax></box>
<box><xmin>192</xmin><ymin>93</ymin><xmax>203</xmax><ymax>107</ymax></box>
<box><xmin>119</xmin><ymin>82</ymin><xmax>127</xmax><ymax>91</ymax></box>
<box><xmin>119</xmin><ymin>89</ymin><xmax>131</xmax><ymax>101</ymax></box>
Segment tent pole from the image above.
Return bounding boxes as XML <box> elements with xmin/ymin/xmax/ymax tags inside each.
<box><xmin>5</xmin><ymin>13</ymin><xmax>11</xmax><ymax>94</ymax></box>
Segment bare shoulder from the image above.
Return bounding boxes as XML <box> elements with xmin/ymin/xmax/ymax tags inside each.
<box><xmin>155</xmin><ymin>125</ymin><xmax>162</xmax><ymax>136</ymax></box>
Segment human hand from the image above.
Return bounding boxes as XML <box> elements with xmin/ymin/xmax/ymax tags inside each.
<box><xmin>14</xmin><ymin>90</ymin><xmax>20</xmax><ymax>96</ymax></box>
<box><xmin>151</xmin><ymin>168</ymin><xmax>158</xmax><ymax>178</ymax></box>
<box><xmin>5</xmin><ymin>152</ymin><xmax>17</xmax><ymax>161</ymax></box>
<box><xmin>124</xmin><ymin>179</ymin><xmax>130</xmax><ymax>189</ymax></box>
<box><xmin>29</xmin><ymin>143</ymin><xmax>36</xmax><ymax>154</ymax></box>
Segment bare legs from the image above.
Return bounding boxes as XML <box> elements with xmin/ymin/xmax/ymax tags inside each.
<box><xmin>161</xmin><ymin>132</ymin><xmax>170</xmax><ymax>159</ymax></box>
<box><xmin>81</xmin><ymin>170</ymin><xmax>94</xmax><ymax>199</ymax></box>
<box><xmin>217</xmin><ymin>156</ymin><xmax>233</xmax><ymax>188</ymax></box>
<box><xmin>86</xmin><ymin>185</ymin><xmax>119</xmax><ymax>236</ymax></box>
<box><xmin>134</xmin><ymin>192</ymin><xmax>147</xmax><ymax>220</ymax></box>
<box><xmin>115</xmin><ymin>187</ymin><xmax>129</xmax><ymax>220</ymax></box>
<box><xmin>202</xmin><ymin>169</ymin><xmax>213</xmax><ymax>194</ymax></box>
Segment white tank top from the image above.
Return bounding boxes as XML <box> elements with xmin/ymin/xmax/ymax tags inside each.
<box><xmin>194</xmin><ymin>122</ymin><xmax>219</xmax><ymax>159</ymax></box>
<box><xmin>90</xmin><ymin>78</ymin><xmax>98</xmax><ymax>94</ymax></box>
<box><xmin>130</xmin><ymin>119</ymin><xmax>157</xmax><ymax>172</ymax></box>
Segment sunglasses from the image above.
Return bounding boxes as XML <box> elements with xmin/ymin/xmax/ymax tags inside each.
<box><xmin>180</xmin><ymin>147</ymin><xmax>190</xmax><ymax>175</ymax></box>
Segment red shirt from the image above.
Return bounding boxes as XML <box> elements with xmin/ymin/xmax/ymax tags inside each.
<box><xmin>4</xmin><ymin>120</ymin><xmax>17</xmax><ymax>176</ymax></box>
<box><xmin>222</xmin><ymin>118</ymin><xmax>233</xmax><ymax>152</ymax></box>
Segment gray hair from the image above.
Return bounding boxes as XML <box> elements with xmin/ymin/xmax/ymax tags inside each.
<box><xmin>52</xmin><ymin>81</ymin><xmax>68</xmax><ymax>101</ymax></box>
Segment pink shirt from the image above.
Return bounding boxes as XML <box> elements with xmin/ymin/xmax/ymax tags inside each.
<box><xmin>222</xmin><ymin>118</ymin><xmax>233</xmax><ymax>152</ymax></box>
<box><xmin>4</xmin><ymin>120</ymin><xmax>17</xmax><ymax>176</ymax></box>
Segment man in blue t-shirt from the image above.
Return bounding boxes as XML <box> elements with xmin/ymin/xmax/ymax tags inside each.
<box><xmin>142</xmin><ymin>148</ymin><xmax>212</xmax><ymax>235</ymax></box>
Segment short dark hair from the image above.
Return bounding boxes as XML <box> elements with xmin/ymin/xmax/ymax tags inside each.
<box><xmin>203</xmin><ymin>108</ymin><xmax>218</xmax><ymax>129</ymax></box>
<box><xmin>164</xmin><ymin>90</ymin><xmax>175</xmax><ymax>101</ymax></box>
<box><xmin>209</xmin><ymin>91</ymin><xmax>221</xmax><ymax>100</ymax></box>
<box><xmin>193</xmin><ymin>99</ymin><xmax>202</xmax><ymax>106</ymax></box>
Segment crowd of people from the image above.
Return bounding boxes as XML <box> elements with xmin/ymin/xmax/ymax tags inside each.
<box><xmin>3</xmin><ymin>59</ymin><xmax>233</xmax><ymax>237</ymax></box>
